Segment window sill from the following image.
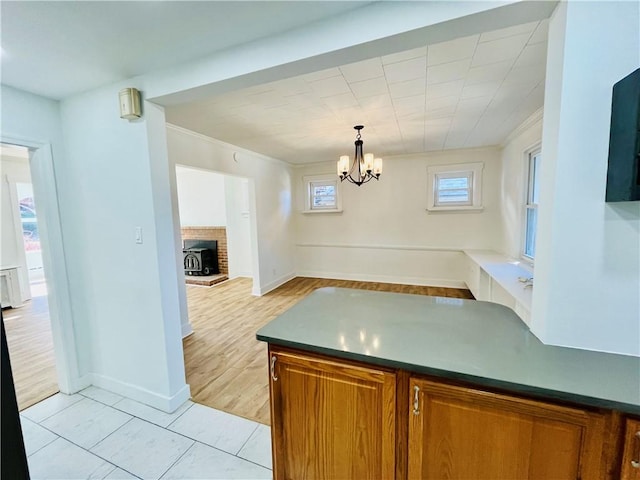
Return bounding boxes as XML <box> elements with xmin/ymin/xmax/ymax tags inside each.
<box><xmin>301</xmin><ymin>209</ymin><xmax>343</xmax><ymax>214</ymax></box>
<box><xmin>520</xmin><ymin>256</ymin><xmax>535</xmax><ymax>268</ymax></box>
<box><xmin>426</xmin><ymin>205</ymin><xmax>484</xmax><ymax>212</ymax></box>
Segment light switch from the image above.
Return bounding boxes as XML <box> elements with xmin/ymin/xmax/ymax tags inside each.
<box><xmin>135</xmin><ymin>227</ymin><xmax>143</xmax><ymax>244</ymax></box>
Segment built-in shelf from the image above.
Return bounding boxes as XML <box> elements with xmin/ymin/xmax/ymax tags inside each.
<box><xmin>464</xmin><ymin>250</ymin><xmax>533</xmax><ymax>325</ymax></box>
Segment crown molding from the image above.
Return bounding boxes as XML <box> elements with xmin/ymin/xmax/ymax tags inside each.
<box><xmin>501</xmin><ymin>107</ymin><xmax>544</xmax><ymax>147</ymax></box>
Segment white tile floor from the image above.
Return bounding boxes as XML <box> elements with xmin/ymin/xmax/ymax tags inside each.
<box><xmin>21</xmin><ymin>388</ymin><xmax>272</xmax><ymax>480</ymax></box>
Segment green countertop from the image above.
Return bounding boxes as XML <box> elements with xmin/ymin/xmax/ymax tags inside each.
<box><xmin>257</xmin><ymin>287</ymin><xmax>640</xmax><ymax>415</ymax></box>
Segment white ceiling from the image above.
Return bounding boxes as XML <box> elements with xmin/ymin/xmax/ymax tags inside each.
<box><xmin>0</xmin><ymin>1</ymin><xmax>370</xmax><ymax>99</ymax></box>
<box><xmin>1</xmin><ymin>1</ymin><xmax>550</xmax><ymax>164</ymax></box>
<box><xmin>166</xmin><ymin>19</ymin><xmax>549</xmax><ymax>164</ymax></box>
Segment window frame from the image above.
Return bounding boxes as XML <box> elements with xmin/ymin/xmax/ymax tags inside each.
<box><xmin>302</xmin><ymin>174</ymin><xmax>342</xmax><ymax>213</ymax></box>
<box><xmin>522</xmin><ymin>148</ymin><xmax>541</xmax><ymax>262</ymax></box>
<box><xmin>426</xmin><ymin>162</ymin><xmax>484</xmax><ymax>212</ymax></box>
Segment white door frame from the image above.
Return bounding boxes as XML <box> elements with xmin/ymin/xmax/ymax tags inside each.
<box><xmin>1</xmin><ymin>134</ymin><xmax>83</xmax><ymax>394</ymax></box>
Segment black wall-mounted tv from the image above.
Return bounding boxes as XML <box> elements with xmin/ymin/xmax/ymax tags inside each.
<box><xmin>605</xmin><ymin>68</ymin><xmax>640</xmax><ymax>202</ymax></box>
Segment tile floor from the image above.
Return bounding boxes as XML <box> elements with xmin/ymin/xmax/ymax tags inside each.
<box><xmin>20</xmin><ymin>387</ymin><xmax>272</xmax><ymax>479</ymax></box>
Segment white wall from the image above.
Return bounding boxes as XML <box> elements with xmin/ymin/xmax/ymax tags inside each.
<box><xmin>175</xmin><ymin>165</ymin><xmax>227</xmax><ymax>227</ymax></box>
<box><xmin>224</xmin><ymin>176</ymin><xmax>253</xmax><ymax>278</ymax></box>
<box><xmin>166</xmin><ymin>125</ymin><xmax>295</xmax><ymax>294</ymax></box>
<box><xmin>499</xmin><ymin>112</ymin><xmax>543</xmax><ymax>259</ymax></box>
<box><xmin>295</xmin><ymin>147</ymin><xmax>503</xmax><ymax>287</ymax></box>
<box><xmin>533</xmin><ymin>1</ymin><xmax>640</xmax><ymax>356</ymax></box>
<box><xmin>55</xmin><ymin>82</ymin><xmax>190</xmax><ymax>410</ymax></box>
<box><xmin>1</xmin><ymin>154</ymin><xmax>32</xmax><ymax>301</ymax></box>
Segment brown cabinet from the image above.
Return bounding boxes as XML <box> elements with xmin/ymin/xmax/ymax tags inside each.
<box><xmin>267</xmin><ymin>346</ymin><xmax>632</xmax><ymax>480</ymax></box>
<box><xmin>621</xmin><ymin>417</ymin><xmax>640</xmax><ymax>479</ymax></box>
<box><xmin>408</xmin><ymin>377</ymin><xmax>606</xmax><ymax>480</ymax></box>
<box><xmin>268</xmin><ymin>347</ymin><xmax>397</xmax><ymax>480</ymax></box>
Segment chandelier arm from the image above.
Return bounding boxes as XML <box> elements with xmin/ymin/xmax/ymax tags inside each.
<box><xmin>360</xmin><ymin>174</ymin><xmax>374</xmax><ymax>185</ymax></box>
<box><xmin>342</xmin><ymin>175</ymin><xmax>359</xmax><ymax>185</ymax></box>
<box><xmin>341</xmin><ymin>172</ymin><xmax>380</xmax><ymax>186</ymax></box>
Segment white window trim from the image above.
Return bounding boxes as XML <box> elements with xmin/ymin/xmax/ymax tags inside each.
<box><xmin>522</xmin><ymin>146</ymin><xmax>541</xmax><ymax>263</ymax></box>
<box><xmin>426</xmin><ymin>162</ymin><xmax>484</xmax><ymax>212</ymax></box>
<box><xmin>302</xmin><ymin>174</ymin><xmax>343</xmax><ymax>213</ymax></box>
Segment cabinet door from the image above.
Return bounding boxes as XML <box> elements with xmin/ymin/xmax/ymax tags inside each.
<box><xmin>269</xmin><ymin>347</ymin><xmax>396</xmax><ymax>480</ymax></box>
<box><xmin>621</xmin><ymin>418</ymin><xmax>640</xmax><ymax>479</ymax></box>
<box><xmin>408</xmin><ymin>377</ymin><xmax>606</xmax><ymax>480</ymax></box>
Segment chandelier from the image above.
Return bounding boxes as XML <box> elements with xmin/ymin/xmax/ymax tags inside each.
<box><xmin>337</xmin><ymin>125</ymin><xmax>382</xmax><ymax>186</ymax></box>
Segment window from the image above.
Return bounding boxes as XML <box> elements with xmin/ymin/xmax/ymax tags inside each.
<box><xmin>427</xmin><ymin>162</ymin><xmax>483</xmax><ymax>211</ymax></box>
<box><xmin>434</xmin><ymin>172</ymin><xmax>473</xmax><ymax>206</ymax></box>
<box><xmin>310</xmin><ymin>181</ymin><xmax>336</xmax><ymax>209</ymax></box>
<box><xmin>303</xmin><ymin>175</ymin><xmax>342</xmax><ymax>213</ymax></box>
<box><xmin>523</xmin><ymin>149</ymin><xmax>541</xmax><ymax>260</ymax></box>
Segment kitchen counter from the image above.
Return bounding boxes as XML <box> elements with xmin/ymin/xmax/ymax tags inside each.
<box><xmin>257</xmin><ymin>287</ymin><xmax>640</xmax><ymax>415</ymax></box>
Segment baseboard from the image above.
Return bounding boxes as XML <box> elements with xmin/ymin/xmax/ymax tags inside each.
<box><xmin>295</xmin><ymin>270</ymin><xmax>467</xmax><ymax>289</ymax></box>
<box><xmin>59</xmin><ymin>373</ymin><xmax>92</xmax><ymax>395</ymax></box>
<box><xmin>229</xmin><ymin>273</ymin><xmax>253</xmax><ymax>280</ymax></box>
<box><xmin>254</xmin><ymin>271</ymin><xmax>296</xmax><ymax>296</ymax></box>
<box><xmin>90</xmin><ymin>374</ymin><xmax>191</xmax><ymax>413</ymax></box>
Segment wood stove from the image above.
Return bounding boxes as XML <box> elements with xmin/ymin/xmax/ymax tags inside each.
<box><xmin>183</xmin><ymin>240</ymin><xmax>219</xmax><ymax>276</ymax></box>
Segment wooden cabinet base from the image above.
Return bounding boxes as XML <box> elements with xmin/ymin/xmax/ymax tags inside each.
<box><xmin>408</xmin><ymin>378</ymin><xmax>605</xmax><ymax>480</ymax></box>
<box><xmin>267</xmin><ymin>346</ymin><xmax>636</xmax><ymax>480</ymax></box>
<box><xmin>269</xmin><ymin>347</ymin><xmax>396</xmax><ymax>479</ymax></box>
<box><xmin>621</xmin><ymin>418</ymin><xmax>640</xmax><ymax>479</ymax></box>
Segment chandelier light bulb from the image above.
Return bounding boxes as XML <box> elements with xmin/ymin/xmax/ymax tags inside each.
<box><xmin>364</xmin><ymin>153</ymin><xmax>374</xmax><ymax>172</ymax></box>
<box><xmin>373</xmin><ymin>158</ymin><xmax>383</xmax><ymax>175</ymax></box>
<box><xmin>337</xmin><ymin>155</ymin><xmax>350</xmax><ymax>176</ymax></box>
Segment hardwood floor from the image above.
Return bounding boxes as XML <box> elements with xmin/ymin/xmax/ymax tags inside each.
<box><xmin>3</xmin><ymin>293</ymin><xmax>58</xmax><ymax>411</ymax></box>
<box><xmin>183</xmin><ymin>276</ymin><xmax>473</xmax><ymax>425</ymax></box>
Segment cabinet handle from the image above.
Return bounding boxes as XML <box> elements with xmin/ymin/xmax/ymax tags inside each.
<box><xmin>270</xmin><ymin>355</ymin><xmax>278</xmax><ymax>382</ymax></box>
<box><xmin>632</xmin><ymin>431</ymin><xmax>640</xmax><ymax>469</ymax></box>
<box><xmin>412</xmin><ymin>385</ymin><xmax>420</xmax><ymax>415</ymax></box>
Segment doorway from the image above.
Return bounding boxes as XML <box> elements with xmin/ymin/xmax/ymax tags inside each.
<box><xmin>175</xmin><ymin>165</ymin><xmax>255</xmax><ymax>287</ymax></box>
<box><xmin>1</xmin><ymin>143</ymin><xmax>58</xmax><ymax>409</ymax></box>
<box><xmin>174</xmin><ymin>164</ymin><xmax>264</xmax><ymax>420</ymax></box>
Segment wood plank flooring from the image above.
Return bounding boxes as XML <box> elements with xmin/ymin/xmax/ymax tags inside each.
<box><xmin>183</xmin><ymin>276</ymin><xmax>473</xmax><ymax>425</ymax></box>
<box><xmin>3</xmin><ymin>294</ymin><xmax>59</xmax><ymax>411</ymax></box>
